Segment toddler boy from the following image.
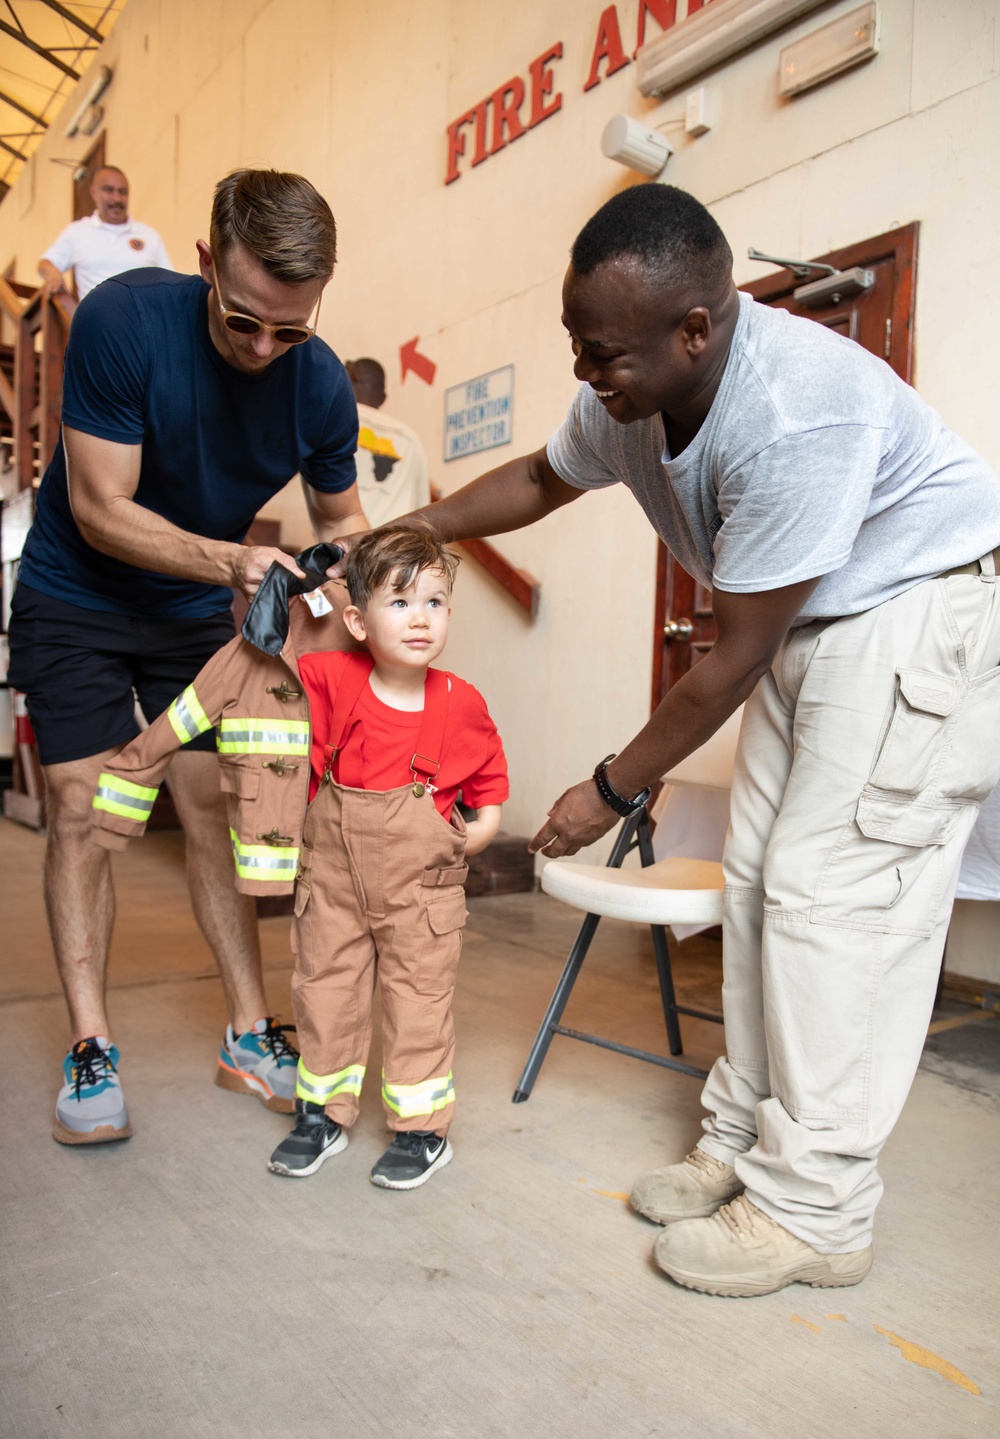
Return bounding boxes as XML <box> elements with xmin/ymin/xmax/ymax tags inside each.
<box><xmin>270</xmin><ymin>525</ymin><xmax>507</xmax><ymax>1188</ymax></box>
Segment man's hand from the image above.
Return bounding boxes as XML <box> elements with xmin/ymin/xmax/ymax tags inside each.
<box><xmin>300</xmin><ymin>481</ymin><xmax>369</xmax><ymax>574</ymax></box>
<box><xmin>529</xmin><ymin>778</ymin><xmax>618</xmax><ymax>858</ymax></box>
<box><xmin>38</xmin><ymin>260</ymin><xmax>68</xmax><ymax>299</ymax></box>
<box><xmin>231</xmin><ymin>546</ymin><xmax>304</xmax><ymax>600</ymax></box>
<box><xmin>323</xmin><ymin>530</ymin><xmax>367</xmax><ymax>579</ymax></box>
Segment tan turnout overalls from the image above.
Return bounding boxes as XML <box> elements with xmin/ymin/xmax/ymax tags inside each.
<box><xmin>291</xmin><ymin>653</ymin><xmax>469</xmax><ymax>1136</ymax></box>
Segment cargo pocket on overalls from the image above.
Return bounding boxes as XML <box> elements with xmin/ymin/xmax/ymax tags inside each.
<box><xmin>291</xmin><ymin>870</ymin><xmax>313</xmax><ymax>974</ymax></box>
<box><xmin>417</xmin><ymin>878</ymin><xmax>468</xmax><ymax>997</ymax></box>
<box><xmin>811</xmin><ymin>666</ymin><xmax>994</xmax><ymax>936</ymax></box>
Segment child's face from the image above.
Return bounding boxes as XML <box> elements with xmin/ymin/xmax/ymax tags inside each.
<box><xmin>346</xmin><ymin>565</ymin><xmax>452</xmax><ymax>670</ymax></box>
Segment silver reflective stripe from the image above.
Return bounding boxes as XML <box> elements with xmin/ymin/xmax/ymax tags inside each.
<box><xmin>234</xmin><ymin>851</ymin><xmax>298</xmax><ymax>872</ymax></box>
<box><xmin>220</xmin><ymin>728</ymin><xmax>305</xmax><ymax>746</ymax></box>
<box><xmin>172</xmin><ymin>693</ymin><xmax>205</xmax><ymax>741</ymax></box>
<box><xmin>95</xmin><ymin>784</ymin><xmax>155</xmax><ymax>814</ymax></box>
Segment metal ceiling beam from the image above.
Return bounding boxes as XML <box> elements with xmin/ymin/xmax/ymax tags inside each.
<box><xmin>0</xmin><ymin>136</ymin><xmax>29</xmax><ymax>161</ymax></box>
<box><xmin>34</xmin><ymin>0</ymin><xmax>104</xmax><ymax>44</ymax></box>
<box><xmin>0</xmin><ymin>19</ymin><xmax>81</xmax><ymax>80</ymax></box>
<box><xmin>0</xmin><ymin>91</ymin><xmax>46</xmax><ymax>128</ymax></box>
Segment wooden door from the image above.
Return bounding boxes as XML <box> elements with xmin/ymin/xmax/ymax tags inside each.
<box><xmin>73</xmin><ymin>133</ymin><xmax>106</xmax><ymax>221</ymax></box>
<box><xmin>651</xmin><ymin>222</ymin><xmax>919</xmax><ymax>708</ymax></box>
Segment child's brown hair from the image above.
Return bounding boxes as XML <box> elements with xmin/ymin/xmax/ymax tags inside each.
<box><xmin>345</xmin><ymin>522</ymin><xmax>460</xmax><ymax>611</ymax></box>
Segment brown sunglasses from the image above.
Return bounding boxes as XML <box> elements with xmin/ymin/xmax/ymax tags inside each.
<box><xmin>210</xmin><ymin>259</ymin><xmax>321</xmax><ymax>345</ymax></box>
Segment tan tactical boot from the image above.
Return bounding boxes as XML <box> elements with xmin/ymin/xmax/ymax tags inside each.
<box><xmin>653</xmin><ymin>1194</ymin><xmax>874</xmax><ymax>1297</ymax></box>
<box><xmin>630</xmin><ymin>1147</ymin><xmax>744</xmax><ymax>1224</ymax></box>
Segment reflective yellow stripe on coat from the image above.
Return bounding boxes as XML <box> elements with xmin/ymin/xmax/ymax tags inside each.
<box><xmin>92</xmin><ymin>774</ymin><xmax>160</xmax><ymax>823</ymax></box>
<box><xmin>382</xmin><ymin>1071</ymin><xmax>455</xmax><ymax>1118</ymax></box>
<box><xmin>295</xmin><ymin>1060</ymin><xmax>366</xmax><ymax>1105</ymax></box>
<box><xmin>229</xmin><ymin>828</ymin><xmax>300</xmax><ymax>882</ymax></box>
<box><xmin>218</xmin><ymin>719</ymin><xmax>310</xmax><ymax>755</ymax></box>
<box><xmin>167</xmin><ymin>685</ymin><xmax>212</xmax><ymax>745</ymax></box>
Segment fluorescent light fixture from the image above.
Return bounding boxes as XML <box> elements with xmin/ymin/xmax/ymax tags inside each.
<box><xmin>64</xmin><ymin>65</ymin><xmax>112</xmax><ymax>138</ymax></box>
<box><xmin>779</xmin><ymin>4</ymin><xmax>880</xmax><ymax>96</ymax></box>
<box><xmin>601</xmin><ymin>114</ymin><xmax>673</xmax><ymax>177</ymax></box>
<box><xmin>636</xmin><ymin>0</ymin><xmax>828</xmax><ymax>98</ymax></box>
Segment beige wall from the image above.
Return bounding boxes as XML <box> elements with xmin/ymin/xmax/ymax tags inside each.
<box><xmin>2</xmin><ymin>0</ymin><xmax>999</xmax><ymax>874</ymax></box>
<box><xmin>947</xmin><ymin>900</ymin><xmax>1000</xmax><ymax>986</ymax></box>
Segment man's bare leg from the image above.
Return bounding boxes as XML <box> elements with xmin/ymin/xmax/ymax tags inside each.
<box><xmin>165</xmin><ymin>749</ymin><xmax>267</xmax><ymax>1034</ymax></box>
<box><xmin>43</xmin><ymin>746</ymin><xmax>125</xmax><ymax>1041</ymax></box>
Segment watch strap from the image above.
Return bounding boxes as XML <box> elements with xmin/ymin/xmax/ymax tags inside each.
<box><xmin>592</xmin><ymin>754</ymin><xmax>652</xmax><ymax>817</ymax></box>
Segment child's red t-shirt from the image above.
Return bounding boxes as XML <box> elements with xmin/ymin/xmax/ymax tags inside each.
<box><xmin>298</xmin><ymin>651</ymin><xmax>509</xmax><ymax>821</ymax></box>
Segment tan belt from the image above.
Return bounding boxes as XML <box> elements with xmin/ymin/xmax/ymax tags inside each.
<box><xmin>942</xmin><ymin>544</ymin><xmax>1000</xmax><ymax>579</ymax></box>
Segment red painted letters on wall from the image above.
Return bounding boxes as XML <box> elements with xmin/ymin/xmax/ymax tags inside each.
<box><xmin>444</xmin><ymin>2</ymin><xmax>711</xmax><ymax>184</ymax></box>
<box><xmin>446</xmin><ymin>42</ymin><xmax>564</xmax><ymax>184</ymax></box>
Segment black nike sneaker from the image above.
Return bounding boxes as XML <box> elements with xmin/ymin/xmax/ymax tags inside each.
<box><xmin>268</xmin><ymin>1099</ymin><xmax>348</xmax><ymax>1177</ymax></box>
<box><xmin>370</xmin><ymin>1130</ymin><xmax>453</xmax><ymax>1190</ymax></box>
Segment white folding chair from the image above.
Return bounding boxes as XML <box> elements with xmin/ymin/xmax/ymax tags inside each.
<box><xmin>512</xmin><ymin>710</ymin><xmax>742</xmax><ymax>1102</ymax></box>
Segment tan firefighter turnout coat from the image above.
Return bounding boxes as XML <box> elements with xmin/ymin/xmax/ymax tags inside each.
<box><xmin>91</xmin><ymin>580</ymin><xmax>360</xmax><ymax>896</ymax></box>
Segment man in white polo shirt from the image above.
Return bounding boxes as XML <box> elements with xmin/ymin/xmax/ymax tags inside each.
<box><xmin>38</xmin><ymin>165</ymin><xmax>173</xmax><ymax>301</ymax></box>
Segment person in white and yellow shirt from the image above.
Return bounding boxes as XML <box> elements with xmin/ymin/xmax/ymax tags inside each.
<box><xmin>346</xmin><ymin>356</ymin><xmax>431</xmax><ymax>527</ymax></box>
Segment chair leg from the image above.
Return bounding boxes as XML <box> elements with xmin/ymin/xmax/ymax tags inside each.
<box><xmin>512</xmin><ymin>912</ymin><xmax>602</xmax><ymax>1102</ymax></box>
<box><xmin>633</xmin><ymin>808</ymin><xmax>684</xmax><ymax>1056</ymax></box>
<box><xmin>512</xmin><ymin>811</ymin><xmax>646</xmax><ymax>1103</ymax></box>
<box><xmin>650</xmin><ymin>923</ymin><xmax>683</xmax><ymax>1056</ymax></box>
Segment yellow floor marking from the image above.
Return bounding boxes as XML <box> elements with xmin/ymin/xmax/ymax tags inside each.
<box><xmin>826</xmin><ymin>1314</ymin><xmax>848</xmax><ymax>1322</ymax></box>
<box><xmin>591</xmin><ymin>1187</ymin><xmax>630</xmax><ymax>1202</ymax></box>
<box><xmin>926</xmin><ymin>1010</ymin><xmax>997</xmax><ymax>1036</ymax></box>
<box><xmin>791</xmin><ymin>1315</ymin><xmax>822</xmax><ymax>1333</ymax></box>
<box><xmin>873</xmin><ymin>1325</ymin><xmax>981</xmax><ymax>1395</ymax></box>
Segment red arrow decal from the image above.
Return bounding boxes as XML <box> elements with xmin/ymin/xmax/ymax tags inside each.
<box><xmin>400</xmin><ymin>337</ymin><xmax>437</xmax><ymax>386</ymax></box>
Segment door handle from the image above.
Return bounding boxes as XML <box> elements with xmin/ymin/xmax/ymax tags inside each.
<box><xmin>663</xmin><ymin>618</ymin><xmax>694</xmax><ymax>641</ymax></box>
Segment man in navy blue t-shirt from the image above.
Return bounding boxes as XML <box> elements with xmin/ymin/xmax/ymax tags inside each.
<box><xmin>9</xmin><ymin>169</ymin><xmax>368</xmax><ymax>1146</ymax></box>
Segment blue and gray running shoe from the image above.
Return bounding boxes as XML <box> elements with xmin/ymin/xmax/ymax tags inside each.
<box><xmin>216</xmin><ymin>1017</ymin><xmax>298</xmax><ymax>1113</ymax></box>
<box><xmin>53</xmin><ymin>1036</ymin><xmax>131</xmax><ymax>1145</ymax></box>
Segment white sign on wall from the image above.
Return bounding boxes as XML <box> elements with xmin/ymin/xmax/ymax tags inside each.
<box><xmin>443</xmin><ymin>365</ymin><xmax>514</xmax><ymax>463</ymax></box>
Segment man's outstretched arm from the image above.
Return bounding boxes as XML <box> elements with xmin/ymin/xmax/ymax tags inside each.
<box><xmin>411</xmin><ymin>446</ymin><xmax>584</xmax><ymax>540</ymax></box>
<box><xmin>529</xmin><ymin>575</ymin><xmax>823</xmax><ymax>857</ymax></box>
<box><xmin>65</xmin><ymin>427</ymin><xmax>302</xmax><ymax>599</ymax></box>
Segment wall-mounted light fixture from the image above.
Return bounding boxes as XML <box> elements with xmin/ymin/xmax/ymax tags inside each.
<box><xmin>637</xmin><ymin>0</ymin><xmax>827</xmax><ymax>98</ymax></box>
<box><xmin>601</xmin><ymin>114</ymin><xmax>673</xmax><ymax>177</ymax></box>
<box><xmin>64</xmin><ymin>65</ymin><xmax>113</xmax><ymax>139</ymax></box>
<box><xmin>778</xmin><ymin>3</ymin><xmax>880</xmax><ymax>96</ymax></box>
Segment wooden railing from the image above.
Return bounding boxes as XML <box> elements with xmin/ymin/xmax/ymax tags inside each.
<box><xmin>0</xmin><ymin>280</ymin><xmax>77</xmax><ymax>490</ymax></box>
<box><xmin>429</xmin><ymin>484</ymin><xmax>540</xmax><ymax>617</ymax></box>
<box><xmin>1</xmin><ymin>279</ymin><xmax>77</xmax><ymax>830</ymax></box>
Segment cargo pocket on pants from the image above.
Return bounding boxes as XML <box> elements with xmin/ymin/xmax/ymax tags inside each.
<box><xmin>417</xmin><ymin>888</ymin><xmax>468</xmax><ymax>997</ymax></box>
<box><xmin>870</xmin><ymin>665</ymin><xmax>1000</xmax><ymax>801</ymax></box>
<box><xmin>291</xmin><ymin>872</ymin><xmax>313</xmax><ymax>975</ymax></box>
<box><xmin>811</xmin><ymin>790</ymin><xmax>962</xmax><ymax>936</ymax></box>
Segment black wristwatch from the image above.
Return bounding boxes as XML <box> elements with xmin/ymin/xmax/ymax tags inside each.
<box><xmin>592</xmin><ymin>754</ymin><xmax>652</xmax><ymax>817</ymax></box>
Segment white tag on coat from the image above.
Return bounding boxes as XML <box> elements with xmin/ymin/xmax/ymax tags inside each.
<box><xmin>303</xmin><ymin>589</ymin><xmax>333</xmax><ymax>618</ymax></box>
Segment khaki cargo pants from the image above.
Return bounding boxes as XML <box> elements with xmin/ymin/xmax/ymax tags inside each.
<box><xmin>290</xmin><ymin>778</ymin><xmax>469</xmax><ymax>1135</ymax></box>
<box><xmin>699</xmin><ymin>556</ymin><xmax>1000</xmax><ymax>1252</ymax></box>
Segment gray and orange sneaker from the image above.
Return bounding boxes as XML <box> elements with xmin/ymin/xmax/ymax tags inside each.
<box><xmin>216</xmin><ymin>1017</ymin><xmax>298</xmax><ymax>1113</ymax></box>
<box><xmin>53</xmin><ymin>1036</ymin><xmax>131</xmax><ymax>1145</ymax></box>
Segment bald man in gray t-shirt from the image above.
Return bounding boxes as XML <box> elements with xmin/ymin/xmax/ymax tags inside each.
<box><xmin>549</xmin><ymin>292</ymin><xmax>1000</xmax><ymax>617</ymax></box>
<box><xmin>371</xmin><ymin>185</ymin><xmax>1000</xmax><ymax>1298</ymax></box>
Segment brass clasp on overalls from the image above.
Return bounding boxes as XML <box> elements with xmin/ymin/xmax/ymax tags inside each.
<box><xmin>266</xmin><ymin>682</ymin><xmax>302</xmax><ymax>703</ymax></box>
<box><xmin>262</xmin><ymin>758</ymin><xmax>298</xmax><ymax>777</ymax></box>
<box><xmin>410</xmin><ymin>751</ymin><xmax>440</xmax><ymax>798</ymax></box>
<box><xmin>256</xmin><ymin>828</ymin><xmax>294</xmax><ymax>846</ymax></box>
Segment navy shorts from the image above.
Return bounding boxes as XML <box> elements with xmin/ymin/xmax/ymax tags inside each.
<box><xmin>7</xmin><ymin>584</ymin><xmax>234</xmax><ymax>766</ymax></box>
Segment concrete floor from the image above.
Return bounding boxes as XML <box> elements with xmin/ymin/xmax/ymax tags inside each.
<box><xmin>1</xmin><ymin>822</ymin><xmax>998</xmax><ymax>1439</ymax></box>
